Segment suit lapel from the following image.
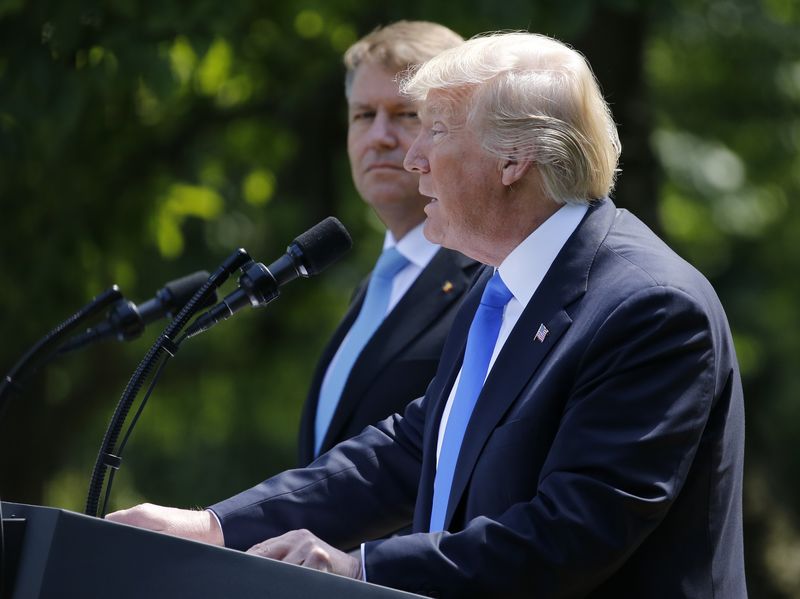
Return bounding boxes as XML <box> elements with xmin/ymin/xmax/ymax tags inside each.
<box><xmin>435</xmin><ymin>200</ymin><xmax>617</xmax><ymax>530</ymax></box>
<box><xmin>319</xmin><ymin>249</ymin><xmax>475</xmax><ymax>452</ymax></box>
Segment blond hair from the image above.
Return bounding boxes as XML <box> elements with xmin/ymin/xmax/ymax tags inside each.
<box><xmin>401</xmin><ymin>32</ymin><xmax>621</xmax><ymax>204</ymax></box>
<box><xmin>344</xmin><ymin>21</ymin><xmax>463</xmax><ymax>97</ymax></box>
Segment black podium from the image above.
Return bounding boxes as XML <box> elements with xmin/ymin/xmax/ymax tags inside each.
<box><xmin>0</xmin><ymin>502</ymin><xmax>423</xmax><ymax>598</ymax></box>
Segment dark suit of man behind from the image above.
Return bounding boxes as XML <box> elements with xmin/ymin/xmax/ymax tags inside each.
<box><xmin>299</xmin><ymin>247</ymin><xmax>476</xmax><ymax>463</ymax></box>
<box><xmin>108</xmin><ymin>32</ymin><xmax>745</xmax><ymax>598</ymax></box>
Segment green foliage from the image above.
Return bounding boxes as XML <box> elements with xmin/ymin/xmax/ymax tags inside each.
<box><xmin>648</xmin><ymin>2</ymin><xmax>800</xmax><ymax>594</ymax></box>
<box><xmin>0</xmin><ymin>0</ymin><xmax>379</xmax><ymax>507</ymax></box>
<box><xmin>0</xmin><ymin>0</ymin><xmax>798</xmax><ymax>595</ymax></box>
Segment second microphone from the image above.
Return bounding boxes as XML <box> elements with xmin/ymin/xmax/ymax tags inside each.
<box><xmin>186</xmin><ymin>217</ymin><xmax>353</xmax><ymax>338</ymax></box>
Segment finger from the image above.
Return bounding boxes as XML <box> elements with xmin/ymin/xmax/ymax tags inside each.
<box><xmin>104</xmin><ymin>508</ymin><xmax>127</xmax><ymax>522</ymax></box>
<box><xmin>105</xmin><ymin>505</ymin><xmax>156</xmax><ymax>528</ymax></box>
<box><xmin>298</xmin><ymin>546</ymin><xmax>333</xmax><ymax>573</ymax></box>
<box><xmin>105</xmin><ymin>503</ymin><xmax>141</xmax><ymax>519</ymax></box>
<box><xmin>247</xmin><ymin>539</ymin><xmax>290</xmax><ymax>560</ymax></box>
<box><xmin>247</xmin><ymin>541</ymin><xmax>274</xmax><ymax>558</ymax></box>
<box><xmin>248</xmin><ymin>530</ymin><xmax>321</xmax><ymax>561</ymax></box>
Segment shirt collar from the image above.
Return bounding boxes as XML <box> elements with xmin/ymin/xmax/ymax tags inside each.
<box><xmin>383</xmin><ymin>221</ymin><xmax>440</xmax><ymax>269</ymax></box>
<box><xmin>498</xmin><ymin>202</ymin><xmax>589</xmax><ymax>308</ymax></box>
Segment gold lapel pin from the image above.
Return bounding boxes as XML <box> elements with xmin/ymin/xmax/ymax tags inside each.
<box><xmin>441</xmin><ymin>281</ymin><xmax>454</xmax><ymax>294</ymax></box>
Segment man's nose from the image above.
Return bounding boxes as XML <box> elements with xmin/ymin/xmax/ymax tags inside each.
<box><xmin>367</xmin><ymin>111</ymin><xmax>398</xmax><ymax>148</ymax></box>
<box><xmin>404</xmin><ymin>132</ymin><xmax>428</xmax><ymax>173</ymax></box>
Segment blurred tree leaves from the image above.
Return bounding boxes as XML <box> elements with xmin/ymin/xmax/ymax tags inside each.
<box><xmin>648</xmin><ymin>2</ymin><xmax>800</xmax><ymax>594</ymax></box>
<box><xmin>1</xmin><ymin>0</ymin><xmax>798</xmax><ymax>595</ymax></box>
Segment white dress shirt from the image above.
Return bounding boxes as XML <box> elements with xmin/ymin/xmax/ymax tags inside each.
<box><xmin>381</xmin><ymin>223</ymin><xmax>441</xmax><ymax>312</ymax></box>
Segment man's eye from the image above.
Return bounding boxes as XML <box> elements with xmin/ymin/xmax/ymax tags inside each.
<box><xmin>398</xmin><ymin>111</ymin><xmax>418</xmax><ymax>119</ymax></box>
<box><xmin>352</xmin><ymin>111</ymin><xmax>375</xmax><ymax>121</ymax></box>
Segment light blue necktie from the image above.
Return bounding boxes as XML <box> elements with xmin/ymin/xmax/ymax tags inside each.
<box><xmin>429</xmin><ymin>271</ymin><xmax>513</xmax><ymax>532</ymax></box>
<box><xmin>314</xmin><ymin>247</ymin><xmax>410</xmax><ymax>455</ymax></box>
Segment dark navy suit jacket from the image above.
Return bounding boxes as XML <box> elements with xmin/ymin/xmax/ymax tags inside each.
<box><xmin>211</xmin><ymin>200</ymin><xmax>746</xmax><ymax>598</ymax></box>
<box><xmin>297</xmin><ymin>248</ymin><xmax>480</xmax><ymax>464</ymax></box>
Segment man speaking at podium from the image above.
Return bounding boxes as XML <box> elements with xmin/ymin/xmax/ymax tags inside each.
<box><xmin>109</xmin><ymin>32</ymin><xmax>746</xmax><ymax>598</ymax></box>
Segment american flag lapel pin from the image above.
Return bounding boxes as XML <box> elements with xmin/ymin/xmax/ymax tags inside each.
<box><xmin>534</xmin><ymin>324</ymin><xmax>549</xmax><ymax>343</ymax></box>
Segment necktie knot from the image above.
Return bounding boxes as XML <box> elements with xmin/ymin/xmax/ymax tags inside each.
<box><xmin>373</xmin><ymin>247</ymin><xmax>410</xmax><ymax>281</ymax></box>
<box><xmin>480</xmin><ymin>272</ymin><xmax>513</xmax><ymax>309</ymax></box>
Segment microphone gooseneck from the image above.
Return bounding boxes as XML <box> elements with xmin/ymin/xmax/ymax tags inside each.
<box><xmin>85</xmin><ymin>249</ymin><xmax>252</xmax><ymax>518</ymax></box>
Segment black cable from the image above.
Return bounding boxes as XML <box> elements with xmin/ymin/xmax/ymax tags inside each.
<box><xmin>118</xmin><ymin>352</ymin><xmax>172</xmax><ymax>459</ymax></box>
<box><xmin>99</xmin><ymin>351</ymin><xmax>172</xmax><ymax>518</ymax></box>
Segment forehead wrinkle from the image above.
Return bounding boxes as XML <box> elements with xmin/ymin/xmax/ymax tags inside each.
<box><xmin>422</xmin><ymin>87</ymin><xmax>474</xmax><ymax>127</ymax></box>
<box><xmin>419</xmin><ymin>105</ymin><xmax>464</xmax><ymax>135</ymax></box>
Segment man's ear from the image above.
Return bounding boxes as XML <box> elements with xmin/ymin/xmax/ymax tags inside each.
<box><xmin>501</xmin><ymin>158</ymin><xmax>532</xmax><ymax>187</ymax></box>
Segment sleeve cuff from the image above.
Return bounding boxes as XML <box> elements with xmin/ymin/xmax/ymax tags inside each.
<box><xmin>206</xmin><ymin>508</ymin><xmax>225</xmax><ymax>546</ymax></box>
<box><xmin>360</xmin><ymin>542</ymin><xmax>367</xmax><ymax>581</ymax></box>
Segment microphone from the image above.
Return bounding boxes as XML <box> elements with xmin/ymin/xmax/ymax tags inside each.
<box><xmin>61</xmin><ymin>271</ymin><xmax>217</xmax><ymax>352</ymax></box>
<box><xmin>186</xmin><ymin>217</ymin><xmax>352</xmax><ymax>338</ymax></box>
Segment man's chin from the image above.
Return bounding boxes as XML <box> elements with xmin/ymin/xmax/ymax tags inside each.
<box><xmin>422</xmin><ymin>218</ymin><xmax>443</xmax><ymax>245</ymax></box>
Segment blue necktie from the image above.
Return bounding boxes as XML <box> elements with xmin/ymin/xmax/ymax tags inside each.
<box><xmin>314</xmin><ymin>247</ymin><xmax>410</xmax><ymax>455</ymax></box>
<box><xmin>429</xmin><ymin>271</ymin><xmax>513</xmax><ymax>532</ymax></box>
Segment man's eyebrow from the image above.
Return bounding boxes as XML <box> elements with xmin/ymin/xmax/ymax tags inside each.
<box><xmin>348</xmin><ymin>100</ymin><xmax>417</xmax><ymax>111</ymax></box>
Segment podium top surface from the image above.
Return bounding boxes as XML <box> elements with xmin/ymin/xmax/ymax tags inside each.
<box><xmin>1</xmin><ymin>501</ymin><xmax>425</xmax><ymax>599</ymax></box>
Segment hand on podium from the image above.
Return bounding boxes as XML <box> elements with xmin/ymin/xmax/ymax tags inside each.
<box><xmin>105</xmin><ymin>503</ymin><xmax>224</xmax><ymax>546</ymax></box>
<box><xmin>106</xmin><ymin>504</ymin><xmax>363</xmax><ymax>579</ymax></box>
<box><xmin>247</xmin><ymin>529</ymin><xmax>363</xmax><ymax>580</ymax></box>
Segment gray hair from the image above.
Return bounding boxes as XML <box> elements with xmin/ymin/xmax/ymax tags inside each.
<box><xmin>401</xmin><ymin>32</ymin><xmax>621</xmax><ymax>204</ymax></box>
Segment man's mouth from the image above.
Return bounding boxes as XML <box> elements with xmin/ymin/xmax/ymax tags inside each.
<box><xmin>423</xmin><ymin>198</ymin><xmax>438</xmax><ymax>213</ymax></box>
<box><xmin>419</xmin><ymin>192</ymin><xmax>437</xmax><ymax>202</ymax></box>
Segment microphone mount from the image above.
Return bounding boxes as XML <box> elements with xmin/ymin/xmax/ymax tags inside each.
<box><xmin>184</xmin><ymin>259</ymin><xmax>290</xmax><ymax>338</ymax></box>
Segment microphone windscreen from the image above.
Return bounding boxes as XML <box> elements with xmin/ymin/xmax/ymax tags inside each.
<box><xmin>292</xmin><ymin>217</ymin><xmax>353</xmax><ymax>275</ymax></box>
<box><xmin>161</xmin><ymin>271</ymin><xmax>217</xmax><ymax>310</ymax></box>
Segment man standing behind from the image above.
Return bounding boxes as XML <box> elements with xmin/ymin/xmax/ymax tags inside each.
<box><xmin>299</xmin><ymin>21</ymin><xmax>476</xmax><ymax>463</ymax></box>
